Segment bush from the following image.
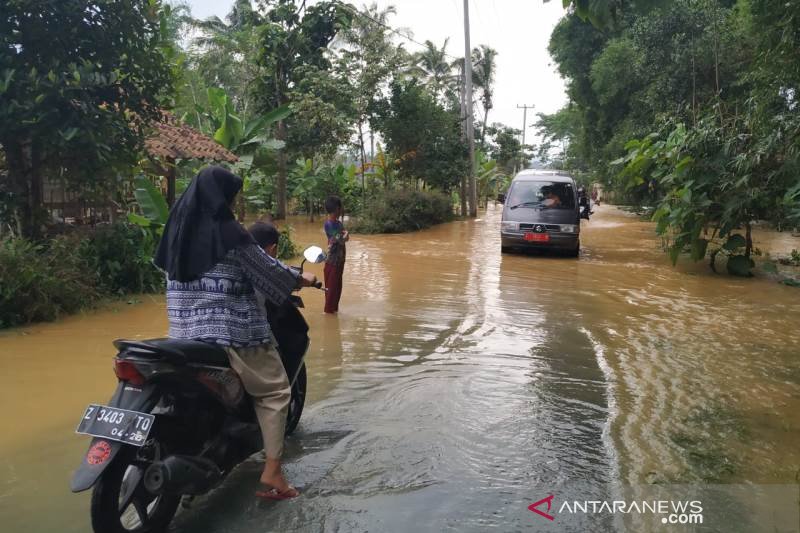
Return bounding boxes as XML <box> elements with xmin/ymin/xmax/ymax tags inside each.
<box><xmin>82</xmin><ymin>223</ymin><xmax>163</xmax><ymax>294</ymax></box>
<box><xmin>277</xmin><ymin>224</ymin><xmax>298</xmax><ymax>260</ymax></box>
<box><xmin>351</xmin><ymin>189</ymin><xmax>454</xmax><ymax>234</ymax></box>
<box><xmin>0</xmin><ymin>236</ymin><xmax>99</xmax><ymax>327</ymax></box>
<box><xmin>0</xmin><ymin>222</ymin><xmax>163</xmax><ymax>329</ymax></box>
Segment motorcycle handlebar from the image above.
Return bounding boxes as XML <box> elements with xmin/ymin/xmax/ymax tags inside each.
<box><xmin>289</xmin><ymin>265</ymin><xmax>325</xmax><ymax>291</ymax></box>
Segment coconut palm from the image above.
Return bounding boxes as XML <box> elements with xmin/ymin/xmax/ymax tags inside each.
<box><xmin>413</xmin><ymin>39</ymin><xmax>454</xmax><ymax>100</ymax></box>
<box><xmin>471</xmin><ymin>45</ymin><xmax>498</xmax><ymax>148</ymax></box>
<box><xmin>190</xmin><ymin>1</ymin><xmax>262</xmax><ymax>117</ymax></box>
<box><xmin>339</xmin><ymin>3</ymin><xmax>402</xmax><ymax>189</ymax></box>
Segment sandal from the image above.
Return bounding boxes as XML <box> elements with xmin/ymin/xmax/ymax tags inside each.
<box><xmin>256</xmin><ymin>485</ymin><xmax>300</xmax><ymax>501</ymax></box>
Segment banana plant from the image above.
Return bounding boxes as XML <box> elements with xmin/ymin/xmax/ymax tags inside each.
<box><xmin>200</xmin><ymin>87</ymin><xmax>291</xmax><ymax>215</ymax></box>
<box><xmin>475</xmin><ymin>150</ymin><xmax>507</xmax><ymax>208</ymax></box>
<box><xmin>290</xmin><ymin>159</ymin><xmax>357</xmax><ymax>221</ymax></box>
<box><xmin>203</xmin><ymin>87</ymin><xmax>291</xmax><ymax>165</ymax></box>
<box><xmin>372</xmin><ymin>144</ymin><xmax>396</xmax><ymax>189</ymax></box>
<box><xmin>290</xmin><ymin>158</ymin><xmax>320</xmax><ymax>221</ymax></box>
<box><xmin>128</xmin><ymin>176</ymin><xmax>169</xmax><ymax>234</ymax></box>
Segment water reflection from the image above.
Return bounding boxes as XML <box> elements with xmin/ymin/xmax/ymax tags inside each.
<box><xmin>0</xmin><ymin>205</ymin><xmax>798</xmax><ymax>532</ymax></box>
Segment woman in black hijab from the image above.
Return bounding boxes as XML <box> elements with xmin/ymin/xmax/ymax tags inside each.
<box><xmin>155</xmin><ymin>166</ymin><xmax>316</xmax><ymax>500</ymax></box>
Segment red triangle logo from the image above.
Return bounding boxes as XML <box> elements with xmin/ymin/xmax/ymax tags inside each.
<box><xmin>528</xmin><ymin>494</ymin><xmax>555</xmax><ymax>521</ymax></box>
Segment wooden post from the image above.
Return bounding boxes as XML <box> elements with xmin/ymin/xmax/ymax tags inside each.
<box><xmin>166</xmin><ymin>157</ymin><xmax>176</xmax><ymax>207</ymax></box>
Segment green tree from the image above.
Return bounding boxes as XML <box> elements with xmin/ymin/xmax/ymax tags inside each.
<box><xmin>254</xmin><ymin>0</ymin><xmax>352</xmax><ymax>219</ymax></box>
<box><xmin>190</xmin><ymin>0</ymin><xmax>262</xmax><ymax>117</ymax></box>
<box><xmin>547</xmin><ymin>0</ymin><xmax>800</xmax><ymax>276</ymax></box>
<box><xmin>475</xmin><ymin>150</ymin><xmax>507</xmax><ymax>208</ymax></box>
<box><xmin>200</xmin><ymin>87</ymin><xmax>291</xmax><ymax>215</ymax></box>
<box><xmin>412</xmin><ymin>39</ymin><xmax>455</xmax><ymax>102</ymax></box>
<box><xmin>0</xmin><ymin>0</ymin><xmax>173</xmax><ymax>239</ymax></box>
<box><xmin>338</xmin><ymin>3</ymin><xmax>403</xmax><ymax>190</ymax></box>
<box><xmin>486</xmin><ymin>124</ymin><xmax>531</xmax><ymax>175</ymax></box>
<box><xmin>471</xmin><ymin>45</ymin><xmax>498</xmax><ymax>148</ymax></box>
<box><xmin>286</xmin><ymin>65</ymin><xmax>356</xmax><ymax>161</ymax></box>
<box><xmin>535</xmin><ymin>106</ymin><xmax>582</xmax><ymax>167</ymax></box>
<box><xmin>373</xmin><ymin>80</ymin><xmax>467</xmax><ymax>192</ymax></box>
<box><xmin>550</xmin><ymin>0</ymin><xmax>665</xmax><ymax>29</ymax></box>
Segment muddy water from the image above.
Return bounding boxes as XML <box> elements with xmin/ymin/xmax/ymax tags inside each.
<box><xmin>1</xmin><ymin>205</ymin><xmax>799</xmax><ymax>532</ymax></box>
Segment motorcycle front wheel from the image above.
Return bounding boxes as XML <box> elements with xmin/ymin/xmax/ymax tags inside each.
<box><xmin>285</xmin><ymin>363</ymin><xmax>307</xmax><ymax>435</ymax></box>
<box><xmin>90</xmin><ymin>440</ymin><xmax>180</xmax><ymax>533</ymax></box>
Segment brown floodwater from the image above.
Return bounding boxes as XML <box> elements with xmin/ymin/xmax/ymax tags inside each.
<box><xmin>0</xmin><ymin>205</ymin><xmax>798</xmax><ymax>532</ymax></box>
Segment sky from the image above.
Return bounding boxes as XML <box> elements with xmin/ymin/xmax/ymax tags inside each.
<box><xmin>185</xmin><ymin>0</ymin><xmax>569</xmax><ymax>144</ymax></box>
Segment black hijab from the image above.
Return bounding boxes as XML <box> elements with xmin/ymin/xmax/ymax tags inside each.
<box><xmin>154</xmin><ymin>166</ymin><xmax>254</xmax><ymax>282</ymax></box>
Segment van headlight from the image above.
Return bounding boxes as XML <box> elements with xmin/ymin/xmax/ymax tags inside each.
<box><xmin>501</xmin><ymin>221</ymin><xmax>519</xmax><ymax>231</ymax></box>
<box><xmin>559</xmin><ymin>224</ymin><xmax>579</xmax><ymax>233</ymax></box>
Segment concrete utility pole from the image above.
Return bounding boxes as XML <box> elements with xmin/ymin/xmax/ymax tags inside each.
<box><xmin>463</xmin><ymin>0</ymin><xmax>477</xmax><ymax>217</ymax></box>
<box><xmin>458</xmin><ymin>63</ymin><xmax>468</xmax><ymax>217</ymax></box>
<box><xmin>517</xmin><ymin>104</ymin><xmax>535</xmax><ymax>171</ymax></box>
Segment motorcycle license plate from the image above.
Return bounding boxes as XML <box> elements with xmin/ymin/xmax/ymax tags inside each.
<box><xmin>524</xmin><ymin>232</ymin><xmax>550</xmax><ymax>242</ymax></box>
<box><xmin>76</xmin><ymin>404</ymin><xmax>154</xmax><ymax>447</ymax></box>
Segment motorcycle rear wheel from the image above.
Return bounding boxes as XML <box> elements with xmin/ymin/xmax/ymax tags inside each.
<box><xmin>285</xmin><ymin>363</ymin><xmax>307</xmax><ymax>435</ymax></box>
<box><xmin>90</xmin><ymin>441</ymin><xmax>180</xmax><ymax>533</ymax></box>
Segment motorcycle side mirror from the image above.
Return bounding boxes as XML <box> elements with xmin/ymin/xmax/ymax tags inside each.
<box><xmin>303</xmin><ymin>246</ymin><xmax>327</xmax><ymax>264</ymax></box>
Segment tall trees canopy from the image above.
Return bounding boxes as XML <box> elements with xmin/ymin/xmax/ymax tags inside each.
<box><xmin>541</xmin><ymin>0</ymin><xmax>800</xmax><ymax>275</ymax></box>
<box><xmin>0</xmin><ymin>0</ymin><xmax>173</xmax><ymax>238</ymax></box>
<box><xmin>485</xmin><ymin>124</ymin><xmax>531</xmax><ymax>175</ymax></box>
<box><xmin>374</xmin><ymin>80</ymin><xmax>466</xmax><ymax>192</ymax></box>
<box><xmin>337</xmin><ymin>3</ymin><xmax>403</xmax><ymax>188</ymax></box>
<box><xmin>412</xmin><ymin>39</ymin><xmax>455</xmax><ymax>102</ymax></box>
<box><xmin>254</xmin><ymin>0</ymin><xmax>352</xmax><ymax>218</ymax></box>
<box><xmin>471</xmin><ymin>45</ymin><xmax>498</xmax><ymax>148</ymax></box>
<box><xmin>1</xmin><ymin>0</ymin><xmax>516</xmax><ymax>238</ymax></box>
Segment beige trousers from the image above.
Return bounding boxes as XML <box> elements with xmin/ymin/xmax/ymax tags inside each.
<box><xmin>224</xmin><ymin>343</ymin><xmax>290</xmax><ymax>459</ymax></box>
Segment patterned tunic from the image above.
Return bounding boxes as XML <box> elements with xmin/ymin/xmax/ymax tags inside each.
<box><xmin>166</xmin><ymin>244</ymin><xmax>299</xmax><ymax>347</ymax></box>
<box><xmin>324</xmin><ymin>219</ymin><xmax>346</xmax><ymax>266</ymax></box>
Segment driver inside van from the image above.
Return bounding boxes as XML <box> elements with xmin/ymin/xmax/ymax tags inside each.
<box><xmin>541</xmin><ymin>187</ymin><xmax>562</xmax><ymax>208</ymax></box>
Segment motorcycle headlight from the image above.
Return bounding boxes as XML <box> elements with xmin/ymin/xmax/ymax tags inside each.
<box><xmin>560</xmin><ymin>224</ymin><xmax>579</xmax><ymax>233</ymax></box>
<box><xmin>501</xmin><ymin>221</ymin><xmax>519</xmax><ymax>231</ymax></box>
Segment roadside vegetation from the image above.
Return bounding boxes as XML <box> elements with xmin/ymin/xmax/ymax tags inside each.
<box><xmin>0</xmin><ymin>0</ymin><xmax>528</xmax><ymax>327</ymax></box>
<box><xmin>540</xmin><ymin>0</ymin><xmax>800</xmax><ymax>279</ymax></box>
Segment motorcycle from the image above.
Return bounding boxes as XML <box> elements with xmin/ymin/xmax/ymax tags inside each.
<box><xmin>70</xmin><ymin>246</ymin><xmax>327</xmax><ymax>533</ymax></box>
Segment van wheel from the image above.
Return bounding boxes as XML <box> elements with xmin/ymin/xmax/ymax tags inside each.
<box><xmin>570</xmin><ymin>242</ymin><xmax>580</xmax><ymax>258</ymax></box>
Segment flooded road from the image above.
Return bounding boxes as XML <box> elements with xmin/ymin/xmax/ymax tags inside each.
<box><xmin>1</xmin><ymin>205</ymin><xmax>799</xmax><ymax>532</ymax></box>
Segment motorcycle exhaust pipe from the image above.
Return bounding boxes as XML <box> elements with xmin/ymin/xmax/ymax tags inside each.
<box><xmin>144</xmin><ymin>455</ymin><xmax>222</xmax><ymax>495</ymax></box>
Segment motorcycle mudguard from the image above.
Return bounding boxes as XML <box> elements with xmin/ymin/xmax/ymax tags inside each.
<box><xmin>70</xmin><ymin>381</ymin><xmax>160</xmax><ymax>493</ymax></box>
<box><xmin>266</xmin><ymin>300</ymin><xmax>310</xmax><ymax>381</ymax></box>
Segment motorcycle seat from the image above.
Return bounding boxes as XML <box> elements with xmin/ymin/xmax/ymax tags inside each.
<box><xmin>114</xmin><ymin>338</ymin><xmax>230</xmax><ymax>367</ymax></box>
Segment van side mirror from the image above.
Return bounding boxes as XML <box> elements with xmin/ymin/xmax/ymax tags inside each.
<box><xmin>497</xmin><ymin>193</ymin><xmax>506</xmax><ymax>204</ymax></box>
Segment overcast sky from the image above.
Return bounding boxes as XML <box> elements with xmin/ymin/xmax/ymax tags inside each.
<box><xmin>185</xmin><ymin>0</ymin><xmax>568</xmax><ymax>143</ymax></box>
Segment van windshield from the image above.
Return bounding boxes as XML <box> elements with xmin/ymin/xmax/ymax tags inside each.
<box><xmin>507</xmin><ymin>181</ymin><xmax>575</xmax><ymax>210</ymax></box>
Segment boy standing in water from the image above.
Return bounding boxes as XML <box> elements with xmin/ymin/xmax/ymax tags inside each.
<box><xmin>323</xmin><ymin>196</ymin><xmax>348</xmax><ymax>314</ymax></box>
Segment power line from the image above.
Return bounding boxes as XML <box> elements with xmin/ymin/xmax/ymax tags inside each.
<box><xmin>333</xmin><ymin>1</ymin><xmax>461</xmax><ymax>60</ymax></box>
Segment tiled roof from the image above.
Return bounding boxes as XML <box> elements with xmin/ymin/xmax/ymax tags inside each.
<box><xmin>145</xmin><ymin>112</ymin><xmax>238</xmax><ymax>163</ymax></box>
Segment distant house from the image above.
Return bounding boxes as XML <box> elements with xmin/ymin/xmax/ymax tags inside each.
<box><xmin>41</xmin><ymin>113</ymin><xmax>237</xmax><ymax>225</ymax></box>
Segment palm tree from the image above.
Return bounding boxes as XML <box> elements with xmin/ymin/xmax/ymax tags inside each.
<box><xmin>339</xmin><ymin>3</ymin><xmax>401</xmax><ymax>191</ymax></box>
<box><xmin>413</xmin><ymin>39</ymin><xmax>454</xmax><ymax>100</ymax></box>
<box><xmin>471</xmin><ymin>45</ymin><xmax>498</xmax><ymax>148</ymax></box>
<box><xmin>190</xmin><ymin>1</ymin><xmax>262</xmax><ymax>119</ymax></box>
